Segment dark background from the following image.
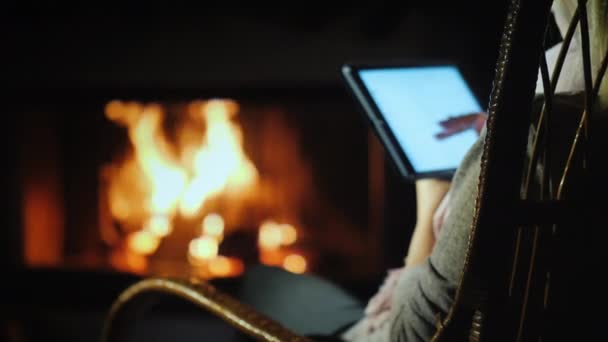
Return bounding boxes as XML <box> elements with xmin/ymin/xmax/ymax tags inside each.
<box><xmin>1</xmin><ymin>1</ymin><xmax>511</xmax><ymax>341</ymax></box>
<box><xmin>4</xmin><ymin>2</ymin><xmax>507</xmax><ymax>93</ymax></box>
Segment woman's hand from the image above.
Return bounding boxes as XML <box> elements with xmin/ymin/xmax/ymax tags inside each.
<box><xmin>350</xmin><ymin>267</ymin><xmax>404</xmax><ymax>335</ymax></box>
<box><xmin>365</xmin><ymin>268</ymin><xmax>403</xmax><ymax>317</ymax></box>
<box><xmin>435</xmin><ymin>112</ymin><xmax>487</xmax><ymax>139</ymax></box>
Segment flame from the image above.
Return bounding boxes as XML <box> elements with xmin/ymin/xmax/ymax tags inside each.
<box><xmin>105</xmin><ymin>99</ymin><xmax>257</xmax><ymax>223</ymax></box>
<box><xmin>179</xmin><ymin>100</ymin><xmax>258</xmax><ymax>217</ymax></box>
<box><xmin>104</xmin><ymin>99</ymin><xmax>259</xmax><ymax>265</ymax></box>
<box><xmin>106</xmin><ymin>101</ymin><xmax>187</xmax><ymax>216</ymax></box>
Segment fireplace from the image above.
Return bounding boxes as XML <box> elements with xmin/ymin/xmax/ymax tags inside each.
<box><xmin>12</xmin><ymin>86</ymin><xmax>402</xmax><ymax>287</ymax></box>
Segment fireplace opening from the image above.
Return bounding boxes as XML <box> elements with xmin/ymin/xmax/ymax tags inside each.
<box><xmin>17</xmin><ymin>89</ymin><xmax>396</xmax><ymax>287</ymax></box>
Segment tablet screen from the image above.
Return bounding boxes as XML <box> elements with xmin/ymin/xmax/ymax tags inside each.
<box><xmin>358</xmin><ymin>65</ymin><xmax>483</xmax><ymax>174</ymax></box>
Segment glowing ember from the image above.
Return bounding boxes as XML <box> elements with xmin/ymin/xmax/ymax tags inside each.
<box><xmin>258</xmin><ymin>220</ymin><xmax>283</xmax><ymax>250</ymax></box>
<box><xmin>208</xmin><ymin>256</ymin><xmax>244</xmax><ymax>277</ymax></box>
<box><xmin>283</xmin><ymin>254</ymin><xmax>307</xmax><ymax>274</ymax></box>
<box><xmin>202</xmin><ymin>213</ymin><xmax>224</xmax><ymax>240</ymax></box>
<box><xmin>260</xmin><ymin>249</ymin><xmax>284</xmax><ymax>266</ymax></box>
<box><xmin>189</xmin><ymin>236</ymin><xmax>219</xmax><ymax>262</ymax></box>
<box><xmin>127</xmin><ymin>230</ymin><xmax>161</xmax><ymax>255</ymax></box>
<box><xmin>143</xmin><ymin>215</ymin><xmax>172</xmax><ymax>238</ymax></box>
<box><xmin>110</xmin><ymin>249</ymin><xmax>148</xmax><ymax>274</ymax></box>
<box><xmin>258</xmin><ymin>220</ymin><xmax>298</xmax><ymax>250</ymax></box>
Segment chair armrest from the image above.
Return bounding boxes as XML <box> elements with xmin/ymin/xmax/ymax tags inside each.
<box><xmin>102</xmin><ymin>277</ymin><xmax>312</xmax><ymax>342</ymax></box>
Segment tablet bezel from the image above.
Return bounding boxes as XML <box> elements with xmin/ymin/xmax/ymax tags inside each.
<box><xmin>341</xmin><ymin>61</ymin><xmax>481</xmax><ymax>181</ymax></box>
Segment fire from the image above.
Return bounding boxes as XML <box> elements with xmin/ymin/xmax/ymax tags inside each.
<box><xmin>179</xmin><ymin>100</ymin><xmax>258</xmax><ymax>217</ymax></box>
<box><xmin>106</xmin><ymin>101</ymin><xmax>187</xmax><ymax>217</ymax></box>
<box><xmin>105</xmin><ymin>100</ymin><xmax>257</xmax><ymax>222</ymax></box>
<box><xmin>103</xmin><ymin>99</ymin><xmax>308</xmax><ymax>278</ymax></box>
<box><xmin>104</xmin><ymin>99</ymin><xmax>259</xmax><ymax>263</ymax></box>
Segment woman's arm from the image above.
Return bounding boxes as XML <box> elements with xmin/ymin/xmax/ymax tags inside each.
<box><xmin>342</xmin><ymin>178</ymin><xmax>452</xmax><ymax>339</ymax></box>
<box><xmin>405</xmin><ymin>178</ymin><xmax>451</xmax><ymax>268</ymax></box>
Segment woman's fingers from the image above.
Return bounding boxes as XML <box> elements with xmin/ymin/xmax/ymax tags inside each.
<box><xmin>364</xmin><ymin>268</ymin><xmax>403</xmax><ymax>315</ymax></box>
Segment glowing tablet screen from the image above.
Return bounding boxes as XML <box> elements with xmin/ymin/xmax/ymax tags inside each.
<box><xmin>359</xmin><ymin>66</ymin><xmax>482</xmax><ymax>173</ymax></box>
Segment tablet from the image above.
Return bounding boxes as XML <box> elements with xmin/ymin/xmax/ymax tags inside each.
<box><xmin>342</xmin><ymin>63</ymin><xmax>484</xmax><ymax>180</ymax></box>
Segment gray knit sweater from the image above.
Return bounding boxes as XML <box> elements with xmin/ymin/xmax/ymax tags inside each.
<box><xmin>388</xmin><ymin>126</ymin><xmax>484</xmax><ymax>341</ymax></box>
<box><xmin>341</xmin><ymin>127</ymin><xmax>484</xmax><ymax>342</ymax></box>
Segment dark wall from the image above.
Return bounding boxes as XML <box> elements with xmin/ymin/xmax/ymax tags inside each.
<box><xmin>5</xmin><ymin>2</ymin><xmax>508</xmax><ymax>100</ymax></box>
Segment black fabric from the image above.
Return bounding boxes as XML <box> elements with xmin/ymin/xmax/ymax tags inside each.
<box><xmin>232</xmin><ymin>265</ymin><xmax>364</xmax><ymax>337</ymax></box>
